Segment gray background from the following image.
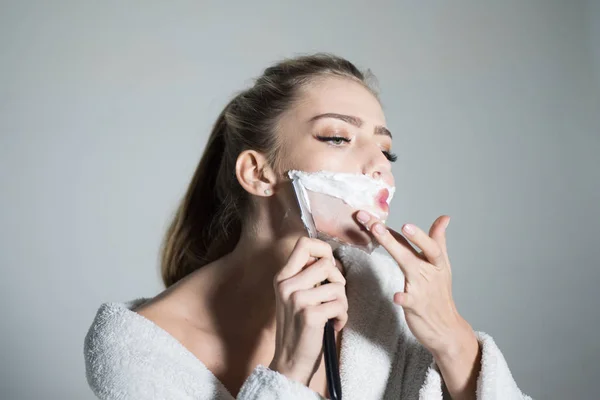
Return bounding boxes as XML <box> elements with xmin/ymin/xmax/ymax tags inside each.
<box><xmin>1</xmin><ymin>1</ymin><xmax>599</xmax><ymax>399</ymax></box>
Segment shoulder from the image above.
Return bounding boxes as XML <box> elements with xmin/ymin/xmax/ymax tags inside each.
<box><xmin>83</xmin><ymin>298</ymin><xmax>209</xmax><ymax>399</ymax></box>
<box><xmin>84</xmin><ymin>298</ymin><xmax>152</xmax><ymax>347</ymax></box>
<box><xmin>84</xmin><ymin>298</ymin><xmax>153</xmax><ymax>361</ymax></box>
<box><xmin>84</xmin><ymin>299</ymin><xmax>151</xmax><ymax>398</ymax></box>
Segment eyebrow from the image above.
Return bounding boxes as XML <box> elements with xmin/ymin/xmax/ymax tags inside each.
<box><xmin>309</xmin><ymin>113</ymin><xmax>392</xmax><ymax>139</ymax></box>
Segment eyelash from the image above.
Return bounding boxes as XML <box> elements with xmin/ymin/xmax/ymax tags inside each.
<box><xmin>316</xmin><ymin>136</ymin><xmax>398</xmax><ymax>163</ymax></box>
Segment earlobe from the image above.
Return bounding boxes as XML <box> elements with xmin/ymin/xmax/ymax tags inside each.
<box><xmin>235</xmin><ymin>150</ymin><xmax>276</xmax><ymax>197</ymax></box>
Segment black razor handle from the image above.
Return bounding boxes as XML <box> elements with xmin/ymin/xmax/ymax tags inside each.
<box><xmin>324</xmin><ymin>314</ymin><xmax>342</xmax><ymax>400</ymax></box>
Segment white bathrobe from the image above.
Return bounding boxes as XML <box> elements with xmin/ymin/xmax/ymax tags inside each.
<box><xmin>84</xmin><ymin>245</ymin><xmax>532</xmax><ymax>399</ymax></box>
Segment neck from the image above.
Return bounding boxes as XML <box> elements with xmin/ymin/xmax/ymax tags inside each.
<box><xmin>206</xmin><ymin>221</ymin><xmax>306</xmax><ymax>338</ymax></box>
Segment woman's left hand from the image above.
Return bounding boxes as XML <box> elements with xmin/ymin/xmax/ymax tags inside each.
<box><xmin>356</xmin><ymin>211</ymin><xmax>475</xmax><ymax>359</ymax></box>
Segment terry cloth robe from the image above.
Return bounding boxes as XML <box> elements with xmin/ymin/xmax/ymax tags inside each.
<box><xmin>84</xmin><ymin>245</ymin><xmax>532</xmax><ymax>400</ymax></box>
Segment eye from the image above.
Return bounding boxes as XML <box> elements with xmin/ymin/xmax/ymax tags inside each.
<box><xmin>382</xmin><ymin>150</ymin><xmax>398</xmax><ymax>162</ymax></box>
<box><xmin>316</xmin><ymin>136</ymin><xmax>351</xmax><ymax>146</ymax></box>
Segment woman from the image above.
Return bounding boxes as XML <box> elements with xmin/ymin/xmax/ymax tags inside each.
<box><xmin>84</xmin><ymin>53</ymin><xmax>531</xmax><ymax>399</ymax></box>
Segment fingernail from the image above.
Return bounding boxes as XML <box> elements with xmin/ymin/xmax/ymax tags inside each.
<box><xmin>403</xmin><ymin>224</ymin><xmax>416</xmax><ymax>235</ymax></box>
<box><xmin>356</xmin><ymin>210</ymin><xmax>370</xmax><ymax>224</ymax></box>
<box><xmin>373</xmin><ymin>223</ymin><xmax>387</xmax><ymax>235</ymax></box>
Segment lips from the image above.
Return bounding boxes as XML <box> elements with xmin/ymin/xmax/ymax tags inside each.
<box><xmin>375</xmin><ymin>188</ymin><xmax>390</xmax><ymax>213</ymax></box>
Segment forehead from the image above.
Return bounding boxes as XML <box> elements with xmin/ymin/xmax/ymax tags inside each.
<box><xmin>293</xmin><ymin>76</ymin><xmax>387</xmax><ymax>126</ymax></box>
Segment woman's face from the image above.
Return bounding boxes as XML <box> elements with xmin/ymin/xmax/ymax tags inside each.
<box><xmin>277</xmin><ymin>76</ymin><xmax>396</xmax><ymax>187</ymax></box>
<box><xmin>275</xmin><ymin>76</ymin><xmax>396</xmax><ymax>246</ymax></box>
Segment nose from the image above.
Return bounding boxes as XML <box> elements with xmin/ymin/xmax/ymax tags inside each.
<box><xmin>364</xmin><ymin>149</ymin><xmax>394</xmax><ymax>187</ymax></box>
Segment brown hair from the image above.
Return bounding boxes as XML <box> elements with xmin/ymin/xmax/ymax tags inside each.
<box><xmin>160</xmin><ymin>53</ymin><xmax>377</xmax><ymax>288</ymax></box>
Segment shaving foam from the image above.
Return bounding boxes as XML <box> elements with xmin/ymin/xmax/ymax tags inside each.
<box><xmin>287</xmin><ymin>170</ymin><xmax>395</xmax><ymax>213</ymax></box>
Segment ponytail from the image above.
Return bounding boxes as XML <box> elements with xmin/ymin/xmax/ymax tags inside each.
<box><xmin>161</xmin><ymin>107</ymin><xmax>241</xmax><ymax>288</ymax></box>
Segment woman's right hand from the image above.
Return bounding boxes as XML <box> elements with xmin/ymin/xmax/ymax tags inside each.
<box><xmin>269</xmin><ymin>237</ymin><xmax>348</xmax><ymax>386</ymax></box>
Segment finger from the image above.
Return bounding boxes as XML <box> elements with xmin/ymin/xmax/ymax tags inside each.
<box><xmin>356</xmin><ymin>211</ymin><xmax>420</xmax><ymax>280</ymax></box>
<box><xmin>314</xmin><ymin>300</ymin><xmax>349</xmax><ymax>329</ymax></box>
<box><xmin>387</xmin><ymin>229</ymin><xmax>420</xmax><ymax>257</ymax></box>
<box><xmin>356</xmin><ymin>211</ymin><xmax>420</xmax><ymax>256</ymax></box>
<box><xmin>277</xmin><ymin>237</ymin><xmax>335</xmax><ymax>282</ymax></box>
<box><xmin>278</xmin><ymin>258</ymin><xmax>345</xmax><ymax>298</ymax></box>
<box><xmin>292</xmin><ymin>257</ymin><xmax>346</xmax><ymax>287</ymax></box>
<box><xmin>372</xmin><ymin>224</ymin><xmax>421</xmax><ymax>280</ymax></box>
<box><xmin>429</xmin><ymin>216</ymin><xmax>451</xmax><ymax>266</ymax></box>
<box><xmin>400</xmin><ymin>222</ymin><xmax>446</xmax><ymax>268</ymax></box>
<box><xmin>393</xmin><ymin>291</ymin><xmax>414</xmax><ymax>309</ymax></box>
<box><xmin>290</xmin><ymin>283</ymin><xmax>347</xmax><ymax>310</ymax></box>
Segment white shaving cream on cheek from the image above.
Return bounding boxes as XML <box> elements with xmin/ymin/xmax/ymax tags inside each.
<box><xmin>287</xmin><ymin>170</ymin><xmax>395</xmax><ymax>215</ymax></box>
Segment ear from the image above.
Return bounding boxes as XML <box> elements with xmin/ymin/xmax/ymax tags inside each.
<box><xmin>235</xmin><ymin>150</ymin><xmax>278</xmax><ymax>197</ymax></box>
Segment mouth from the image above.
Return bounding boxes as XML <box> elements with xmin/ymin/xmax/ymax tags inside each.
<box><xmin>375</xmin><ymin>188</ymin><xmax>390</xmax><ymax>213</ymax></box>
